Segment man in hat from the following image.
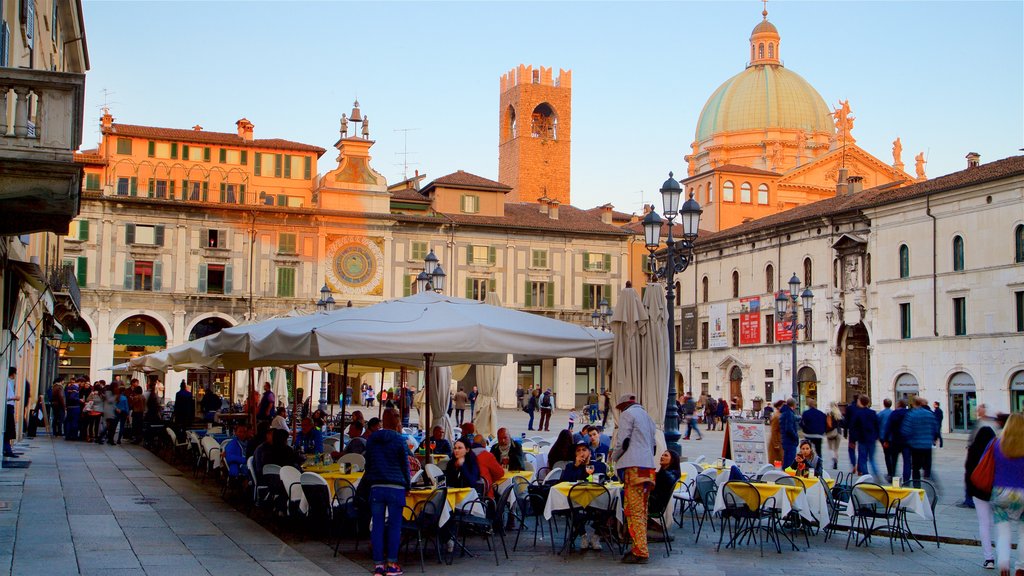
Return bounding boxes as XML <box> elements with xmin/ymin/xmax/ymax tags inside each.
<box><xmin>610</xmin><ymin>393</ymin><xmax>657</xmax><ymax>564</ymax></box>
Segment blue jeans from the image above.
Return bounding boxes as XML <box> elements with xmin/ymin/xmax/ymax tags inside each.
<box><xmin>783</xmin><ymin>443</ymin><xmax>798</xmax><ymax>468</ymax></box>
<box><xmin>371</xmin><ymin>485</ymin><xmax>405</xmax><ymax>564</ymax></box>
<box><xmin>684</xmin><ymin>417</ymin><xmax>702</xmax><ymax>439</ymax></box>
<box><xmin>900</xmin><ymin>446</ymin><xmax>913</xmax><ymax>480</ymax></box>
<box><xmin>857</xmin><ymin>442</ymin><xmax>882</xmax><ymax>478</ymax></box>
<box><xmin>527</xmin><ymin>410</ymin><xmax>535</xmax><ymax>430</ymax></box>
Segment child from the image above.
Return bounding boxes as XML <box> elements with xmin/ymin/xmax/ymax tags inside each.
<box><xmin>567</xmin><ymin>409</ymin><xmax>578</xmax><ymax>431</ymax></box>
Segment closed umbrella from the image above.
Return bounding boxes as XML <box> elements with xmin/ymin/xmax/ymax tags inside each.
<box><xmin>428</xmin><ymin>365</ymin><xmax>455</xmax><ymax>442</ymax></box>
<box><xmin>473</xmin><ymin>292</ymin><xmax>504</xmax><ymax>437</ymax></box>
<box><xmin>610</xmin><ymin>285</ymin><xmax>648</xmax><ymax>428</ymax></box>
<box><xmin>642</xmin><ymin>282</ymin><xmax>670</xmax><ymax>457</ymax></box>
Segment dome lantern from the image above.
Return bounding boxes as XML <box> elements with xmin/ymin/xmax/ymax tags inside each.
<box><xmin>749</xmin><ymin>8</ymin><xmax>781</xmax><ymax>66</ymax></box>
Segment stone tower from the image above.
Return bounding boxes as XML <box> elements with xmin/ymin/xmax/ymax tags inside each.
<box><xmin>498</xmin><ymin>65</ymin><xmax>572</xmax><ymax>205</ymax></box>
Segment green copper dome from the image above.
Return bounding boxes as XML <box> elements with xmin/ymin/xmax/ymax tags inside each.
<box><xmin>695</xmin><ymin>64</ymin><xmax>834</xmax><ymax>142</ymax></box>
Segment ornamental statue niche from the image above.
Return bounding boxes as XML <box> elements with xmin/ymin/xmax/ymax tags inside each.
<box><xmin>844</xmin><ymin>255</ymin><xmax>860</xmax><ymax>291</ymax></box>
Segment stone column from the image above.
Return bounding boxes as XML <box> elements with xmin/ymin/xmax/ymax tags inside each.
<box><xmin>497</xmin><ymin>355</ymin><xmax>517</xmax><ymax>409</ymax></box>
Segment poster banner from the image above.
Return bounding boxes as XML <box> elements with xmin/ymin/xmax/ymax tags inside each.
<box><xmin>775</xmin><ymin>291</ymin><xmax>793</xmax><ymax>342</ymax></box>
<box><xmin>709</xmin><ymin>303</ymin><xmax>728</xmax><ymax>348</ymax></box>
<box><xmin>680</xmin><ymin>306</ymin><xmax>697</xmax><ymax>350</ymax></box>
<box><xmin>739</xmin><ymin>296</ymin><xmax>760</xmax><ymax>345</ymax></box>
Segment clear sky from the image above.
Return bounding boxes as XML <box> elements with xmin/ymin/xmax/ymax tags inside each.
<box><xmin>81</xmin><ymin>1</ymin><xmax>1023</xmax><ymax>216</ymax></box>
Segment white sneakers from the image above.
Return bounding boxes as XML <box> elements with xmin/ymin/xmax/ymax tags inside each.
<box><xmin>580</xmin><ymin>532</ymin><xmax>602</xmax><ymax>551</ymax></box>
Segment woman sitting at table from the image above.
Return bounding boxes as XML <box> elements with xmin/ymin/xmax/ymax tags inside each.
<box><xmin>652</xmin><ymin>450</ymin><xmax>681</xmax><ymax>506</ymax></box>
<box><xmin>787</xmin><ymin>439</ymin><xmax>824</xmax><ymax>478</ymax></box>
<box><xmin>547</xmin><ymin>430</ymin><xmax>577</xmax><ymax>469</ymax></box>
<box><xmin>562</xmin><ymin>441</ymin><xmax>608</xmax><ymax>482</ymax></box>
<box><xmin>444</xmin><ymin>438</ymin><xmax>481</xmax><ymax>489</ymax></box>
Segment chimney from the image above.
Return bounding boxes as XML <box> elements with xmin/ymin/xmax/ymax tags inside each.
<box><xmin>836</xmin><ymin>168</ymin><xmax>849</xmax><ymax>195</ymax></box>
<box><xmin>100</xmin><ymin>108</ymin><xmax>114</xmax><ymax>131</ymax></box>
<box><xmin>600</xmin><ymin>203</ymin><xmax>613</xmax><ymax>224</ymax></box>
<box><xmin>548</xmin><ymin>199</ymin><xmax>560</xmax><ymax>220</ymax></box>
<box><xmin>192</xmin><ymin>125</ymin><xmax>203</xmax><ymax>131</ymax></box>
<box><xmin>538</xmin><ymin>195</ymin><xmax>549</xmax><ymax>214</ymax></box>
<box><xmin>966</xmin><ymin>152</ymin><xmax>981</xmax><ymax>169</ymax></box>
<box><xmin>847</xmin><ymin>175</ymin><xmax>863</xmax><ymax>195</ymax></box>
<box><xmin>236</xmin><ymin>118</ymin><xmax>254</xmax><ymax>141</ymax></box>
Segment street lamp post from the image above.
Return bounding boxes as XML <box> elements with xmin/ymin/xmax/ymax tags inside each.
<box><xmin>775</xmin><ymin>274</ymin><xmax>814</xmax><ymax>404</ymax></box>
<box><xmin>591</xmin><ymin>298</ymin><xmax>612</xmax><ymax>396</ymax></box>
<box><xmin>315</xmin><ymin>282</ymin><xmax>336</xmax><ymax>412</ymax></box>
<box><xmin>643</xmin><ymin>172</ymin><xmax>702</xmax><ymax>456</ymax></box>
<box><xmin>416</xmin><ymin>250</ymin><xmax>447</xmax><ymax>454</ymax></box>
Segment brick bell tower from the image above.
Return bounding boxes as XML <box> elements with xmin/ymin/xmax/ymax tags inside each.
<box><xmin>498</xmin><ymin>65</ymin><xmax>572</xmax><ymax>204</ymax></box>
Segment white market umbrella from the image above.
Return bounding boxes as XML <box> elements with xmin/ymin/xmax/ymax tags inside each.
<box><xmin>642</xmin><ymin>283</ymin><xmax>670</xmax><ymax>457</ymax></box>
<box><xmin>610</xmin><ymin>285</ymin><xmax>648</xmax><ymax>424</ymax></box>
<box><xmin>472</xmin><ymin>292</ymin><xmax>504</xmax><ymax>437</ymax></box>
<box><xmin>429</xmin><ymin>365</ymin><xmax>455</xmax><ymax>443</ymax></box>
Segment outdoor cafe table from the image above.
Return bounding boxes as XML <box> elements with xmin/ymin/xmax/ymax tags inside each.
<box><xmin>544</xmin><ymin>481</ymin><xmax>625</xmax><ymax>522</ymax></box>
<box><xmin>496</xmin><ymin>470</ymin><xmax>534</xmax><ymax>494</ymax></box>
<box><xmin>713</xmin><ymin>481</ymin><xmax>810</xmax><ymax>522</ymax></box>
<box><xmin>405</xmin><ymin>486</ymin><xmax>481</xmax><ymax>526</ymax></box>
<box><xmin>786</xmin><ymin>475</ymin><xmax>833</xmax><ymax>521</ymax></box>
<box><xmin>843</xmin><ymin>484</ymin><xmax>933</xmax><ymax>521</ymax></box>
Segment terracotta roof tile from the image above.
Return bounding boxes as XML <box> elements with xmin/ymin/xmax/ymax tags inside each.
<box><xmin>437</xmin><ymin>202</ymin><xmax>628</xmax><ymax>236</ymax></box>
<box><xmin>425</xmin><ymin>170</ymin><xmax>512</xmax><ymax>192</ymax></box>
<box><xmin>105</xmin><ymin>123</ymin><xmax>327</xmax><ymax>155</ymax></box>
<box><xmin>74</xmin><ymin>151</ymin><xmax>106</xmax><ymax>165</ymax></box>
<box><xmin>684</xmin><ymin>164</ymin><xmax>780</xmax><ymax>182</ymax></box>
<box><xmin>390</xmin><ymin>188</ymin><xmax>428</xmax><ymax>202</ymax></box>
<box><xmin>584</xmin><ymin>205</ymin><xmax>635</xmax><ymax>222</ymax></box>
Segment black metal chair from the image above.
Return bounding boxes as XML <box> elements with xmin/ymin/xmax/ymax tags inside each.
<box><xmin>510</xmin><ymin>475</ymin><xmax>547</xmax><ymax>550</ymax></box>
<box><xmin>331</xmin><ymin>478</ymin><xmax>363</xmax><ymax>556</ymax></box>
<box><xmin>823</xmin><ymin>482</ymin><xmax>851</xmax><ymax>542</ymax></box>
<box><xmin>904</xmin><ymin>478</ymin><xmax>937</xmax><ymax>548</ymax></box>
<box><xmin>693</xmin><ymin>474</ymin><xmax>719</xmax><ymax>543</ymax></box>
<box><xmin>846</xmin><ymin>482</ymin><xmax>910</xmax><ymax>554</ymax></box>
<box><xmin>717</xmin><ymin>481</ymin><xmax>781</xmax><ymax>557</ymax></box>
<box><xmin>774</xmin><ymin>476</ymin><xmax>813</xmax><ymax>547</ymax></box>
<box><xmin>400</xmin><ymin>487</ymin><xmax>448</xmax><ymax>572</ymax></box>
<box><xmin>449</xmin><ymin>485</ymin><xmax>507</xmax><ymax>566</ymax></box>
<box><xmin>562</xmin><ymin>482</ymin><xmax>615</xmax><ymax>556</ymax></box>
<box><xmin>647</xmin><ymin>485</ymin><xmax>675</xmax><ymax>557</ymax></box>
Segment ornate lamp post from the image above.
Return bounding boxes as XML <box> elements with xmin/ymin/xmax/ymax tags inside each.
<box><xmin>775</xmin><ymin>273</ymin><xmax>814</xmax><ymax>404</ymax></box>
<box><xmin>415</xmin><ymin>249</ymin><xmax>447</xmax><ymax>294</ymax></box>
<box><xmin>315</xmin><ymin>282</ymin><xmax>335</xmax><ymax>411</ymax></box>
<box><xmin>643</xmin><ymin>172</ymin><xmax>702</xmax><ymax>455</ymax></box>
<box><xmin>591</xmin><ymin>298</ymin><xmax>612</xmax><ymax>396</ymax></box>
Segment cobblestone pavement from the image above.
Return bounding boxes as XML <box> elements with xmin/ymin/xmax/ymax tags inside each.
<box><xmin>0</xmin><ymin>409</ymin><xmax>1004</xmax><ymax>576</ymax></box>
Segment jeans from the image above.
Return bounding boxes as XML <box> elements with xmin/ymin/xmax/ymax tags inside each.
<box><xmin>783</xmin><ymin>443</ymin><xmax>798</xmax><ymax>469</ymax></box>
<box><xmin>539</xmin><ymin>409</ymin><xmax>552</xmax><ymax>431</ymax></box>
<box><xmin>910</xmin><ymin>447</ymin><xmax>932</xmax><ymax>480</ymax></box>
<box><xmin>131</xmin><ymin>411</ymin><xmax>144</xmax><ymax>442</ymax></box>
<box><xmin>455</xmin><ymin>409</ymin><xmax>465</xmax><ymax>426</ymax></box>
<box><xmin>370</xmin><ymin>486</ymin><xmax>406</xmax><ymax>564</ymax></box>
<box><xmin>848</xmin><ymin>440</ymin><xmax>857</xmax><ymax>470</ymax></box>
<box><xmin>527</xmin><ymin>410</ymin><xmax>535</xmax><ymax>430</ymax></box>
<box><xmin>900</xmin><ymin>446</ymin><xmax>913</xmax><ymax>481</ymax></box>
<box><xmin>882</xmin><ymin>443</ymin><xmax>898</xmax><ymax>478</ymax></box>
<box><xmin>65</xmin><ymin>407</ymin><xmax>81</xmax><ymax>440</ymax></box>
<box><xmin>52</xmin><ymin>407</ymin><xmax>65</xmax><ymax>436</ymax></box>
<box><xmin>684</xmin><ymin>417</ymin><xmax>702</xmax><ymax>439</ymax></box>
<box><xmin>856</xmin><ymin>441</ymin><xmax>882</xmax><ymax>478</ymax></box>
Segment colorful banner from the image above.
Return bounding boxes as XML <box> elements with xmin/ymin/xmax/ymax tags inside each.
<box><xmin>680</xmin><ymin>306</ymin><xmax>697</xmax><ymax>350</ymax></box>
<box><xmin>739</xmin><ymin>296</ymin><xmax>761</xmax><ymax>345</ymax></box>
<box><xmin>709</xmin><ymin>303</ymin><xmax>728</xmax><ymax>349</ymax></box>
<box><xmin>775</xmin><ymin>291</ymin><xmax>793</xmax><ymax>342</ymax></box>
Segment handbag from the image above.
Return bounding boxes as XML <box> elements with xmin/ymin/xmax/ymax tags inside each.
<box><xmin>970</xmin><ymin>439</ymin><xmax>997</xmax><ymax>498</ymax></box>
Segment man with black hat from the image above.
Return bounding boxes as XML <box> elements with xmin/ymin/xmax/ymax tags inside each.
<box><xmin>610</xmin><ymin>393</ymin><xmax>657</xmax><ymax>564</ymax></box>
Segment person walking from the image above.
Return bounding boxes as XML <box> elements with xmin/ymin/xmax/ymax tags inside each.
<box><xmin>173</xmin><ymin>381</ymin><xmax>195</xmax><ymax>436</ymax></box>
<box><xmin>704</xmin><ymin>397</ymin><xmax>717</xmax><ymax>431</ymax></box>
<box><xmin>681</xmin><ymin>393</ymin><xmax>702</xmax><ymax>440</ymax></box>
<box><xmin>5</xmin><ymin>367</ymin><xmax>21</xmax><ymax>457</ymax></box>
<box><xmin>610</xmin><ymin>393</ymin><xmax>657</xmax><ymax>564</ymax></box>
<box><xmin>849</xmin><ymin>395</ymin><xmax>882</xmax><ymax>479</ymax></box>
<box><xmin>50</xmin><ymin>377</ymin><xmax>65</xmax><ymax>437</ymax></box>
<box><xmin>901</xmin><ymin>397</ymin><xmax>938</xmax><ymax>481</ymax></box>
<box><xmin>524</xmin><ymin>389</ymin><xmax>539</xmax><ymax>431</ymax></box>
<box><xmin>966</xmin><ymin>406</ymin><xmax>1003</xmax><ymax>569</ymax></box>
<box><xmin>989</xmin><ymin>413</ymin><xmax>1024</xmax><ymax>576</ymax></box>
<box><xmin>767</xmin><ymin>400</ymin><xmax>784</xmax><ymax>465</ymax></box>
<box><xmin>716</xmin><ymin>397</ymin><xmax>728</xmax><ymax>431</ymax></box>
<box><xmin>825</xmin><ymin>402</ymin><xmax>843</xmax><ymax>469</ymax></box>
<box><xmin>468</xmin><ymin>386</ymin><xmax>478</xmax><ymax>422</ymax></box>
<box><xmin>586</xmin><ymin>388</ymin><xmax>599</xmax><ymax>424</ymax></box>
<box><xmin>933</xmin><ymin>401</ymin><xmax>945</xmax><ymax>448</ymax></box>
<box><xmin>98</xmin><ymin>384</ymin><xmax>116</xmax><ymax>445</ymax></box>
<box><xmin>453</xmin><ymin>388</ymin><xmax>469</xmax><ymax>427</ymax></box>
<box><xmin>844</xmin><ymin>395</ymin><xmax>860</xmax><ymax>472</ymax></box>
<box><xmin>779</xmin><ymin>398</ymin><xmax>800</xmax><ymax>466</ymax></box>
<box><xmin>878</xmin><ymin>398</ymin><xmax>895</xmax><ymax>480</ymax></box>
<box><xmin>887</xmin><ymin>399</ymin><xmax>912</xmax><ymax>481</ymax></box>
<box><xmin>516</xmin><ymin>387</ymin><xmax>526</xmax><ymax>411</ymax></box>
<box><xmin>129</xmin><ymin>383</ymin><xmax>146</xmax><ymax>444</ymax></box>
<box><xmin>364</xmin><ymin>408</ymin><xmax>411</xmax><ymax>576</ymax></box>
<box><xmin>538</xmin><ymin>389</ymin><xmax>554</xmax><ymax>432</ymax></box>
<box><xmin>800</xmin><ymin>399</ymin><xmax>826</xmax><ymax>458</ymax></box>
<box><xmin>64</xmin><ymin>378</ymin><xmax>82</xmax><ymax>441</ymax></box>
<box><xmin>601</xmin><ymin>390</ymin><xmax>612</xmax><ymax>427</ymax></box>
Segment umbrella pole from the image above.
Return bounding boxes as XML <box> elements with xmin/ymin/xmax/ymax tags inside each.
<box><xmin>378</xmin><ymin>367</ymin><xmax>385</xmax><ymax>420</ymax></box>
<box><xmin>424</xmin><ymin>353</ymin><xmax>432</xmax><ymax>459</ymax></box>
<box><xmin>291</xmin><ymin>365</ymin><xmax>298</xmax><ymax>445</ymax></box>
<box><xmin>248</xmin><ymin>368</ymin><xmax>255</xmax><ymax>429</ymax></box>
<box><xmin>341</xmin><ymin>360</ymin><xmax>349</xmax><ymax>450</ymax></box>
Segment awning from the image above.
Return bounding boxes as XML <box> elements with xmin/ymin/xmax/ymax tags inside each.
<box><xmin>9</xmin><ymin>260</ymin><xmax>47</xmax><ymax>292</ymax></box>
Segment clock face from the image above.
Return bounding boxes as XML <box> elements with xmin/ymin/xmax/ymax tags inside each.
<box><xmin>325</xmin><ymin>236</ymin><xmax>384</xmax><ymax>295</ymax></box>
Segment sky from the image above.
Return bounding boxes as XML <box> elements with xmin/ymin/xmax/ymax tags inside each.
<box><xmin>81</xmin><ymin>1</ymin><xmax>1023</xmax><ymax>216</ymax></box>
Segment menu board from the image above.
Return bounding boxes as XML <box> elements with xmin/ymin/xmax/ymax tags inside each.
<box><xmin>728</xmin><ymin>419</ymin><xmax>768</xmax><ymax>474</ymax></box>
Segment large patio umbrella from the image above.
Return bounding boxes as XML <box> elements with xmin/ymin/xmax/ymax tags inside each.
<box><xmin>472</xmin><ymin>291</ymin><xmax>504</xmax><ymax>437</ymax></box>
<box><xmin>641</xmin><ymin>283</ymin><xmax>670</xmax><ymax>430</ymax></box>
<box><xmin>610</xmin><ymin>285</ymin><xmax>648</xmax><ymax>427</ymax></box>
<box><xmin>429</xmin><ymin>364</ymin><xmax>455</xmax><ymax>442</ymax></box>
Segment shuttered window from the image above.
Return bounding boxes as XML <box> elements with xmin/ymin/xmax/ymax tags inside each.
<box><xmin>277</xmin><ymin>267</ymin><xmax>296</xmax><ymax>298</ymax></box>
<box><xmin>115</xmin><ymin>138</ymin><xmax>132</xmax><ymax>155</ymax></box>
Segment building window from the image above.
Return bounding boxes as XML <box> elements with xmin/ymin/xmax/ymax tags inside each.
<box><xmin>207</xmin><ymin>229</ymin><xmax>227</xmax><ymax>249</ymax></box>
<box><xmin>278</xmin><ymin>233</ymin><xmax>297</xmax><ymax>254</ymax></box>
<box><xmin>803</xmin><ymin>257</ymin><xmax>813</xmax><ymax>286</ymax></box>
<box><xmin>899</xmin><ymin>244</ymin><xmax>910</xmax><ymax>278</ymax></box>
<box><xmin>707</xmin><ymin>181</ymin><xmax>715</xmax><ymax>203</ymax></box>
<box><xmin>953</xmin><ymin>297</ymin><xmax>967</xmax><ymax>336</ymax></box>
<box><xmin>184</xmin><ymin>180</ymin><xmax>204</xmax><ymax>201</ymax></box>
<box><xmin>583</xmin><ymin>252</ymin><xmax>610</xmax><ymax>272</ymax></box>
<box><xmin>758</xmin><ymin>42</ymin><xmax>764</xmax><ymax>59</ymax></box>
<box><xmin>701</xmin><ymin>322</ymin><xmax>709</xmax><ymax>349</ymax></box>
<box><xmin>740</xmin><ymin>182</ymin><xmax>752</xmax><ymax>203</ymax></box>
<box><xmin>461</xmin><ymin>194</ymin><xmax>480</xmax><ymax>214</ymax></box>
<box><xmin>85</xmin><ymin>173</ymin><xmax>101</xmax><ymax>190</ymax></box>
<box><xmin>126</xmin><ymin>224</ymin><xmax>164</xmax><ymax>246</ymax></box>
<box><xmin>731</xmin><ymin>271</ymin><xmax>739</xmax><ymax>298</ymax></box>
<box><xmin>702</xmin><ymin>276</ymin><xmax>709</xmax><ymax>303</ymax></box>
<box><xmin>531</xmin><ymin>249</ymin><xmax>549</xmax><ymax>269</ymax></box>
<box><xmin>66</xmin><ymin>256</ymin><xmax>87</xmax><ymax>287</ymax></box>
<box><xmin>723</xmin><ymin>181</ymin><xmax>735</xmax><ymax>202</ymax></box>
<box><xmin>765</xmin><ymin>314</ymin><xmax>775</xmax><ymax>344</ymax></box>
<box><xmin>277</xmin><ymin>267</ymin><xmax>295</xmax><ymax>298</ymax></box>
<box><xmin>757</xmin><ymin>183</ymin><xmax>769</xmax><ymax>205</ymax></box>
<box><xmin>116</xmin><ymin>177</ymin><xmax>136</xmax><ymax>196</ymax></box>
<box><xmin>410</xmin><ymin>241</ymin><xmax>428</xmax><ymax>261</ymax></box>
<box><xmin>116</xmin><ymin>138</ymin><xmax>132</xmax><ymax>155</ymax></box>
<box><xmin>768</xmin><ymin>43</ymin><xmax>774</xmax><ymax>59</ymax></box>
<box><xmin>133</xmin><ymin>261</ymin><xmax>154</xmax><ymax>291</ymax></box>
<box><xmin>1016</xmin><ymin>291</ymin><xmax>1024</xmax><ymax>332</ymax></box>
<box><xmin>205</xmin><ymin>264</ymin><xmax>225</xmax><ymax>295</ymax></box>
<box><xmin>467</xmin><ymin>245</ymin><xmax>495</xmax><ymax>266</ymax></box>
<box><xmin>151</xmin><ymin>179</ymin><xmax>169</xmax><ymax>199</ymax></box>
<box><xmin>582</xmin><ymin>283</ymin><xmax>609</xmax><ymax>310</ymax></box>
<box><xmin>766</xmin><ymin>264</ymin><xmax>774</xmax><ymax>293</ymax></box>
<box><xmin>899</xmin><ymin>303</ymin><xmax>911</xmax><ymax>339</ymax></box>
<box><xmin>525</xmin><ymin>280</ymin><xmax>553</xmax><ymax>308</ymax></box>
<box><xmin>953</xmin><ymin>235</ymin><xmax>965</xmax><ymax>271</ymax></box>
<box><xmin>463</xmin><ymin>277</ymin><xmax>490</xmax><ymax>301</ymax></box>
<box><xmin>1015</xmin><ymin>225</ymin><xmax>1024</xmax><ymax>263</ymax></box>
<box><xmin>731</xmin><ymin>318</ymin><xmax>740</xmax><ymax>347</ymax></box>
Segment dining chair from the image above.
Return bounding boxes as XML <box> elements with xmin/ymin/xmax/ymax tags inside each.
<box><xmin>717</xmin><ymin>481</ymin><xmax>781</xmax><ymax>557</ymax></box>
<box><xmin>846</xmin><ymin>482</ymin><xmax>908</xmax><ymax>554</ymax></box>
<box><xmin>400</xmin><ymin>486</ymin><xmax>448</xmax><ymax>571</ymax></box>
<box><xmin>904</xmin><ymin>478</ymin><xmax>936</xmax><ymax>549</ymax></box>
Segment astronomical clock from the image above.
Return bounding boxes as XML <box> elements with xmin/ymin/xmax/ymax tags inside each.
<box><xmin>324</xmin><ymin>235</ymin><xmax>384</xmax><ymax>296</ymax></box>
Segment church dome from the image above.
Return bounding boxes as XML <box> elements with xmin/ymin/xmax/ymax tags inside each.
<box><xmin>751</xmin><ymin>19</ymin><xmax>778</xmax><ymax>35</ymax></box>
<box><xmin>694</xmin><ymin>60</ymin><xmax>833</xmax><ymax>143</ymax></box>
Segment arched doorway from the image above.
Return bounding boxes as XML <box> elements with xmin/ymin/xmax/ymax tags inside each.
<box><xmin>839</xmin><ymin>323</ymin><xmax>870</xmax><ymax>403</ymax></box>
<box><xmin>729</xmin><ymin>365</ymin><xmax>743</xmax><ymax>410</ymax></box>
<box><xmin>675</xmin><ymin>371</ymin><xmax>685</xmax><ymax>397</ymax></box>
<box><xmin>113</xmin><ymin>315</ymin><xmax>167</xmax><ymax>369</ymax></box>
<box><xmin>894</xmin><ymin>373</ymin><xmax>919</xmax><ymax>403</ymax></box>
<box><xmin>187</xmin><ymin>317</ymin><xmax>235</xmax><ymax>403</ymax></box>
<box><xmin>59</xmin><ymin>318</ymin><xmax>92</xmax><ymax>380</ymax></box>
<box><xmin>1012</xmin><ymin>371</ymin><xmax>1024</xmax><ymax>414</ymax></box>
<box><xmin>948</xmin><ymin>372</ymin><xmax>977</xmax><ymax>432</ymax></box>
<box><xmin>797</xmin><ymin>366</ymin><xmax>818</xmax><ymax>412</ymax></box>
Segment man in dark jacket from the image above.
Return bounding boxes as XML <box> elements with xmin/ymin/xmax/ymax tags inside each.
<box><xmin>877</xmin><ymin>398</ymin><xmax>896</xmax><ymax>480</ymax></box>
<box><xmin>256</xmin><ymin>382</ymin><xmax>275</xmax><ymax>423</ymax></box>
<box><xmin>779</xmin><ymin>399</ymin><xmax>800</xmax><ymax>466</ymax></box>
<box><xmin>844</xmin><ymin>395</ymin><xmax>860</xmax><ymax>471</ymax></box>
<box><xmin>173</xmin><ymin>381</ymin><xmax>194</xmax><ymax>433</ymax></box>
<box><xmin>849</xmin><ymin>395</ymin><xmax>881</xmax><ymax>479</ymax></box>
<box><xmin>901</xmin><ymin>397</ymin><xmax>938</xmax><ymax>481</ymax></box>
<box><xmin>932</xmin><ymin>401</ymin><xmax>945</xmax><ymax>448</ymax></box>
<box><xmin>885</xmin><ymin>400</ymin><xmax>911</xmax><ymax>481</ymax></box>
<box><xmin>489</xmin><ymin>427</ymin><xmax>526</xmax><ymax>471</ymax></box>
<box><xmin>799</xmin><ymin>399</ymin><xmax>826</xmax><ymax>457</ymax></box>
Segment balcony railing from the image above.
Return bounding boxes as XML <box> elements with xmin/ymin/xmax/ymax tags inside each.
<box><xmin>48</xmin><ymin>263</ymin><xmax>81</xmax><ymax>315</ymax></box>
<box><xmin>0</xmin><ymin>68</ymin><xmax>85</xmax><ymax>161</ymax></box>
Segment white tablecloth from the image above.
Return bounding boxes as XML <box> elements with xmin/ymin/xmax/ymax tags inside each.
<box><xmin>714</xmin><ymin>482</ymin><xmax>811</xmax><ymax>522</ymax></box>
<box><xmin>543</xmin><ymin>482</ymin><xmax>623</xmax><ymax>522</ymax></box>
<box><xmin>843</xmin><ymin>484</ymin><xmax>933</xmax><ymax>521</ymax></box>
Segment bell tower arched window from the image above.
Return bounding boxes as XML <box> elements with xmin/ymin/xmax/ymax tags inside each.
<box><xmin>768</xmin><ymin>43</ymin><xmax>774</xmax><ymax>59</ymax></box>
<box><xmin>953</xmin><ymin>235</ymin><xmax>965</xmax><ymax>271</ymax></box>
<box><xmin>530</xmin><ymin>103</ymin><xmax>557</xmax><ymax>140</ymax></box>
